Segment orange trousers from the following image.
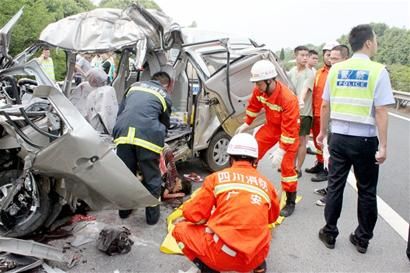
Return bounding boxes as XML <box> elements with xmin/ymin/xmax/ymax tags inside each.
<box><xmin>173</xmin><ymin>222</ymin><xmax>268</xmax><ymax>272</ymax></box>
<box><xmin>312</xmin><ymin>116</ymin><xmax>324</xmax><ymax>163</ymax></box>
<box><xmin>255</xmin><ymin>125</ymin><xmax>298</xmax><ymax>192</ymax></box>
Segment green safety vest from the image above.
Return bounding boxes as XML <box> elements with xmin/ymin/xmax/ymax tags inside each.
<box><xmin>38</xmin><ymin>57</ymin><xmax>55</xmax><ymax>81</ymax></box>
<box><xmin>328</xmin><ymin>58</ymin><xmax>384</xmax><ymax>125</ymax></box>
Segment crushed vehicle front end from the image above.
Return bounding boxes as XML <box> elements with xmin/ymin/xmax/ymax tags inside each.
<box><xmin>0</xmin><ymin>5</ymin><xmax>168</xmax><ymax>237</ymax></box>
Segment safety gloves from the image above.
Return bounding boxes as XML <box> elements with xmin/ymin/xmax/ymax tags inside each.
<box><xmin>235</xmin><ymin>123</ymin><xmax>249</xmax><ymax>134</ymax></box>
<box><xmin>270</xmin><ymin>148</ymin><xmax>285</xmax><ymax>168</ymax></box>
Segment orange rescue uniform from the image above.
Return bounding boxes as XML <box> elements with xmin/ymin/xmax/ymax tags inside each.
<box><xmin>173</xmin><ymin>161</ymin><xmax>280</xmax><ymax>272</ymax></box>
<box><xmin>245</xmin><ymin>80</ymin><xmax>300</xmax><ymax>192</ymax></box>
<box><xmin>311</xmin><ymin>65</ymin><xmax>330</xmax><ymax>164</ymax></box>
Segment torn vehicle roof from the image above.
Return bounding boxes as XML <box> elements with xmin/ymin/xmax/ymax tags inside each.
<box><xmin>38</xmin><ymin>4</ymin><xmax>181</xmax><ymax>52</ymax></box>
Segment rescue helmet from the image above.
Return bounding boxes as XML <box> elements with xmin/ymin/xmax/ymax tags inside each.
<box><xmin>227</xmin><ymin>133</ymin><xmax>258</xmax><ymax>159</ymax></box>
<box><xmin>250</xmin><ymin>60</ymin><xmax>278</xmax><ymax>82</ymax></box>
<box><xmin>323</xmin><ymin>41</ymin><xmax>340</xmax><ymax>51</ymax></box>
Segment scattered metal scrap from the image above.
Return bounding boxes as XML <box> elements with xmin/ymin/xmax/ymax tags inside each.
<box><xmin>0</xmin><ymin>253</ymin><xmax>42</xmax><ymax>273</ymax></box>
<box><xmin>0</xmin><ymin>237</ymin><xmax>79</xmax><ymax>268</ymax></box>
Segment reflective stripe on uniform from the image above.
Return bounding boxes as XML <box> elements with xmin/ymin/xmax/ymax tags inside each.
<box><xmin>330</xmin><ymin>111</ymin><xmax>375</xmax><ymax>125</ymax></box>
<box><xmin>205</xmin><ymin>227</ymin><xmax>237</xmax><ymax>257</ymax></box>
<box><xmin>127</xmin><ymin>87</ymin><xmax>167</xmax><ymax>112</ymax></box>
<box><xmin>214</xmin><ymin>183</ymin><xmax>271</xmax><ymax>207</ymax></box>
<box><xmin>257</xmin><ymin>96</ymin><xmax>266</xmax><ymax>103</ymax></box>
<box><xmin>246</xmin><ymin>110</ymin><xmax>259</xmax><ymax>117</ymax></box>
<box><xmin>265</xmin><ymin>102</ymin><xmax>282</xmax><ymax>112</ymax></box>
<box><xmin>114</xmin><ymin>127</ymin><xmax>163</xmax><ymax>154</ymax></box>
<box><xmin>331</xmin><ymin>97</ymin><xmax>373</xmax><ymax>107</ymax></box>
<box><xmin>280</xmin><ymin>134</ymin><xmax>295</xmax><ymax>144</ymax></box>
<box><xmin>256</xmin><ymin>96</ymin><xmax>282</xmax><ymax>112</ymax></box>
<box><xmin>281</xmin><ymin>175</ymin><xmax>298</xmax><ymax>183</ymax></box>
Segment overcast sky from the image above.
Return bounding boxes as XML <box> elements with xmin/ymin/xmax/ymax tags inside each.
<box><xmin>155</xmin><ymin>0</ymin><xmax>410</xmax><ymax>51</ymax></box>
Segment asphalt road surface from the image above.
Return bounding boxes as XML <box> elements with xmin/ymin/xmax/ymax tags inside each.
<box><xmin>45</xmin><ymin>111</ymin><xmax>409</xmax><ymax>273</ymax></box>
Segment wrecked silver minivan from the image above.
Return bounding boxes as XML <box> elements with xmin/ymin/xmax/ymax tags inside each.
<box><xmin>0</xmin><ymin>6</ymin><xmax>161</xmax><ymax>237</ymax></box>
<box><xmin>38</xmin><ymin>4</ymin><xmax>290</xmax><ymax>171</ymax></box>
<box><xmin>0</xmin><ymin>4</ymin><xmax>291</xmax><ymax>237</ymax></box>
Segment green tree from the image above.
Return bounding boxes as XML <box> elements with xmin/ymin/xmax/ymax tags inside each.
<box><xmin>99</xmin><ymin>0</ymin><xmax>159</xmax><ymax>9</ymax></box>
<box><xmin>0</xmin><ymin>0</ymin><xmax>53</xmax><ymax>56</ymax></box>
<box><xmin>0</xmin><ymin>0</ymin><xmax>95</xmax><ymax>80</ymax></box>
<box><xmin>388</xmin><ymin>64</ymin><xmax>410</xmax><ymax>92</ymax></box>
<box><xmin>279</xmin><ymin>48</ymin><xmax>285</xmax><ymax>61</ymax></box>
<box><xmin>376</xmin><ymin>27</ymin><xmax>410</xmax><ymax>65</ymax></box>
<box><xmin>43</xmin><ymin>0</ymin><xmax>95</xmax><ymax>20</ymax></box>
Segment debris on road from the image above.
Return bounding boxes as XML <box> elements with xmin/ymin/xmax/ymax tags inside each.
<box><xmin>96</xmin><ymin>227</ymin><xmax>134</xmax><ymax>256</ymax></box>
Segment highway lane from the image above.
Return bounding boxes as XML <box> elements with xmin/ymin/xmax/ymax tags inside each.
<box><xmin>50</xmin><ymin>112</ymin><xmax>409</xmax><ymax>273</ymax></box>
<box><xmin>378</xmin><ymin>113</ymin><xmax>410</xmax><ymax>220</ymax></box>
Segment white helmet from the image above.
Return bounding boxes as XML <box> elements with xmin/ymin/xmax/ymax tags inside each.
<box><xmin>227</xmin><ymin>133</ymin><xmax>258</xmax><ymax>159</ymax></box>
<box><xmin>323</xmin><ymin>41</ymin><xmax>340</xmax><ymax>51</ymax></box>
<box><xmin>250</xmin><ymin>60</ymin><xmax>278</xmax><ymax>82</ymax></box>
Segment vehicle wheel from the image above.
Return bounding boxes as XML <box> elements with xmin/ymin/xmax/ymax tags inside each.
<box><xmin>203</xmin><ymin>131</ymin><xmax>231</xmax><ymax>172</ymax></box>
<box><xmin>0</xmin><ymin>170</ymin><xmax>51</xmax><ymax>237</ymax></box>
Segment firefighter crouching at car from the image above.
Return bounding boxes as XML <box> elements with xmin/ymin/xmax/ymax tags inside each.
<box><xmin>173</xmin><ymin>133</ymin><xmax>280</xmax><ymax>273</ymax></box>
<box><xmin>236</xmin><ymin>60</ymin><xmax>300</xmax><ymax>217</ymax></box>
<box><xmin>113</xmin><ymin>72</ymin><xmax>172</xmax><ymax>225</ymax></box>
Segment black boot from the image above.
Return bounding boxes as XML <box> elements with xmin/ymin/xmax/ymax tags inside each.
<box><xmin>280</xmin><ymin>191</ymin><xmax>296</xmax><ymax>217</ymax></box>
<box><xmin>311</xmin><ymin>168</ymin><xmax>328</xmax><ymax>182</ymax></box>
<box><xmin>305</xmin><ymin>162</ymin><xmax>324</xmax><ymax>174</ymax></box>
<box><xmin>193</xmin><ymin>258</ymin><xmax>220</xmax><ymax>273</ymax></box>
<box><xmin>253</xmin><ymin>260</ymin><xmax>267</xmax><ymax>273</ymax></box>
<box><xmin>146</xmin><ymin>205</ymin><xmax>160</xmax><ymax>225</ymax></box>
<box><xmin>118</xmin><ymin>209</ymin><xmax>132</xmax><ymax>219</ymax></box>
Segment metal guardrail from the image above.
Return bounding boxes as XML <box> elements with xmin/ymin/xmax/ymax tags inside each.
<box><xmin>393</xmin><ymin>90</ymin><xmax>410</xmax><ymax>109</ymax></box>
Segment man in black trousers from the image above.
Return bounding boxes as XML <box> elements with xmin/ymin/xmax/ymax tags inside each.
<box><xmin>316</xmin><ymin>24</ymin><xmax>395</xmax><ymax>253</ymax></box>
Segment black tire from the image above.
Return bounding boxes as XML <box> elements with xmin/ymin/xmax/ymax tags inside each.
<box><xmin>203</xmin><ymin>131</ymin><xmax>231</xmax><ymax>172</ymax></box>
<box><xmin>0</xmin><ymin>171</ymin><xmax>51</xmax><ymax>237</ymax></box>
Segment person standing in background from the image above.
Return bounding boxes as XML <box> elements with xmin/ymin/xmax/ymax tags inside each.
<box><xmin>314</xmin><ymin>44</ymin><xmax>350</xmax><ymax>206</ymax></box>
<box><xmin>317</xmin><ymin>24</ymin><xmax>395</xmax><ymax>253</ymax></box>
<box><xmin>288</xmin><ymin>46</ymin><xmax>315</xmax><ymax>179</ymax></box>
<box><xmin>307</xmin><ymin>49</ymin><xmax>319</xmax><ymax>73</ymax></box>
<box><xmin>37</xmin><ymin>47</ymin><xmax>55</xmax><ymax>81</ymax></box>
<box><xmin>306</xmin><ymin>41</ymin><xmax>339</xmax><ymax>182</ymax></box>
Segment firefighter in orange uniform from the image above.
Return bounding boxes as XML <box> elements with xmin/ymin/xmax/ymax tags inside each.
<box><xmin>173</xmin><ymin>133</ymin><xmax>280</xmax><ymax>273</ymax></box>
<box><xmin>236</xmin><ymin>60</ymin><xmax>300</xmax><ymax>217</ymax></box>
<box><xmin>306</xmin><ymin>42</ymin><xmax>339</xmax><ymax>182</ymax></box>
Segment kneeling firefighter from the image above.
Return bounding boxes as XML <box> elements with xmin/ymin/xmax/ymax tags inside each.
<box><xmin>173</xmin><ymin>133</ymin><xmax>280</xmax><ymax>273</ymax></box>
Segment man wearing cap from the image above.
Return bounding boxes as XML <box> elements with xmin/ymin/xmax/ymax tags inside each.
<box><xmin>236</xmin><ymin>60</ymin><xmax>300</xmax><ymax>217</ymax></box>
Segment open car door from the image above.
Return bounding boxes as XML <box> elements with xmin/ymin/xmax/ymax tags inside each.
<box><xmin>186</xmin><ymin>39</ymin><xmax>291</xmax><ymax>136</ymax></box>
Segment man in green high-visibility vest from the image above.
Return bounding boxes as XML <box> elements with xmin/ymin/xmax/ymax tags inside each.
<box><xmin>37</xmin><ymin>47</ymin><xmax>55</xmax><ymax>81</ymax></box>
<box><xmin>316</xmin><ymin>24</ymin><xmax>395</xmax><ymax>254</ymax></box>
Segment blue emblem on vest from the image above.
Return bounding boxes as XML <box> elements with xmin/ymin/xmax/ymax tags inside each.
<box><xmin>336</xmin><ymin>69</ymin><xmax>370</xmax><ymax>88</ymax></box>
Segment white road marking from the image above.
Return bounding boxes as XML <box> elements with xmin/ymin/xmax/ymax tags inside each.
<box><xmin>388</xmin><ymin>112</ymin><xmax>410</xmax><ymax>122</ymax></box>
<box><xmin>346</xmin><ymin>172</ymin><xmax>409</xmax><ymax>242</ymax></box>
